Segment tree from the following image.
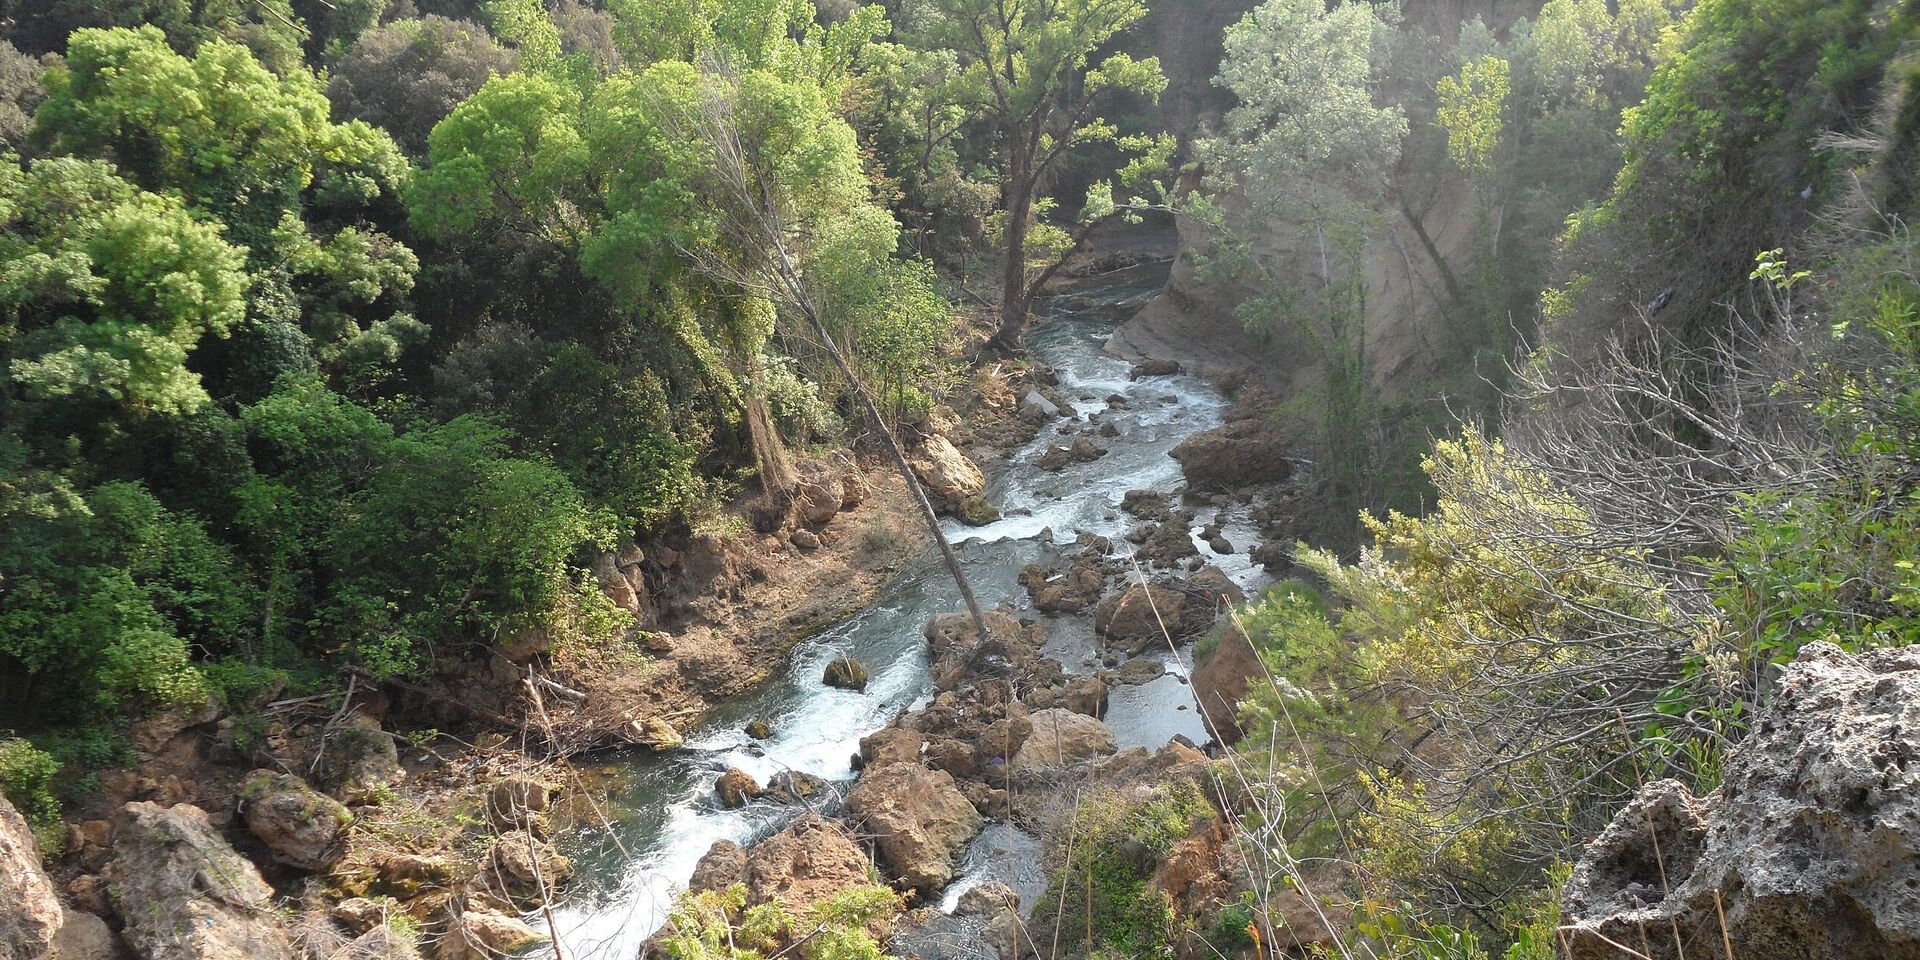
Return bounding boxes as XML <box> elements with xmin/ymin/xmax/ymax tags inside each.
<box><xmin>0</xmin><ymin>41</ymin><xmax>51</xmax><ymax>148</ymax></box>
<box><xmin>905</xmin><ymin>0</ymin><xmax>1166</xmax><ymax>350</ymax></box>
<box><xmin>327</xmin><ymin>16</ymin><xmax>520</xmax><ymax>157</ymax></box>
<box><xmin>0</xmin><ymin>156</ymin><xmax>248</xmax><ymax>419</ymax></box>
<box><xmin>1197</xmin><ymin>0</ymin><xmax>1405</xmax><ymax>512</ymax></box>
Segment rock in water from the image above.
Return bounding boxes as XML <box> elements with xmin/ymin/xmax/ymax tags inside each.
<box><xmin>1093</xmin><ymin>584</ymin><xmax>1189</xmax><ymax>654</ymax></box>
<box><xmin>0</xmin><ymin>795</ymin><xmax>62</xmax><ymax>960</ymax></box>
<box><xmin>1010</xmin><ymin>709</ymin><xmax>1116</xmax><ymax>770</ymax></box>
<box><xmin>1560</xmin><ymin>642</ymin><xmax>1920</xmax><ymax>960</ymax></box>
<box><xmin>239</xmin><ymin>770</ymin><xmax>350</xmax><ymax>870</ymax></box>
<box><xmin>823</xmin><ymin>655</ymin><xmax>870</xmax><ymax>691</ymax></box>
<box><xmin>1129</xmin><ymin>358</ymin><xmax>1181</xmax><ymax>379</ymax></box>
<box><xmin>846</xmin><ymin>764</ymin><xmax>983</xmax><ymax>895</ymax></box>
<box><xmin>1169</xmin><ymin>419</ymin><xmax>1291</xmax><ymax>490</ymax></box>
<box><xmin>715</xmin><ymin>768</ymin><xmax>763</xmax><ymax>808</ymax></box>
<box><xmin>743</xmin><ymin>814</ymin><xmax>880</xmax><ymax>915</ymax></box>
<box><xmin>956</xmin><ymin>495</ymin><xmax>1001</xmax><ymax>526</ymax></box>
<box><xmin>106</xmin><ymin>801</ymin><xmax>296</xmax><ymax>960</ymax></box>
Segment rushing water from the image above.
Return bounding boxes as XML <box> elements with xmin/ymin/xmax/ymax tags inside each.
<box><xmin>544</xmin><ymin>260</ymin><xmax>1270</xmax><ymax>959</ymax></box>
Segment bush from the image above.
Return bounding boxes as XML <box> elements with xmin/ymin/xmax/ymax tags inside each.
<box><xmin>0</xmin><ymin>739</ymin><xmax>63</xmax><ymax>857</ymax></box>
<box><xmin>1032</xmin><ymin>779</ymin><xmax>1215</xmax><ymax>960</ymax></box>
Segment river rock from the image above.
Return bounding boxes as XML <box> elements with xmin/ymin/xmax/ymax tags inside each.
<box><xmin>437</xmin><ymin>910</ymin><xmax>545</xmax><ymax>960</ymax></box>
<box><xmin>689</xmin><ymin>840</ymin><xmax>747</xmax><ymax>893</ymax></box>
<box><xmin>1560</xmin><ymin>642</ymin><xmax>1920</xmax><ymax>960</ymax></box>
<box><xmin>1130</xmin><ymin>358</ymin><xmax>1182</xmax><ymax>379</ymax></box>
<box><xmin>744</xmin><ymin>718</ymin><xmax>773</xmax><ymax>740</ymax></box>
<box><xmin>860</xmin><ymin>728</ymin><xmax>924</xmax><ymax>768</ymax></box>
<box><xmin>0</xmin><ymin>795</ymin><xmax>62</xmax><ymax>960</ymax></box>
<box><xmin>1094</xmin><ymin>584</ymin><xmax>1188</xmax><ymax>654</ymax></box>
<box><xmin>632</xmin><ymin>716</ymin><xmax>684</xmax><ymax>751</ymax></box>
<box><xmin>106</xmin><ymin>801</ymin><xmax>295</xmax><ymax>960</ymax></box>
<box><xmin>1063</xmin><ymin>675</ymin><xmax>1109</xmax><ymax>718</ymax></box>
<box><xmin>823</xmin><ymin>655</ymin><xmax>870</xmax><ymax>691</ymax></box>
<box><xmin>1136</xmin><ymin>522</ymin><xmax>1199</xmax><ymax>566</ymax></box>
<box><xmin>239</xmin><ymin>770</ymin><xmax>350</xmax><ymax>871</ymax></box>
<box><xmin>956</xmin><ymin>495</ymin><xmax>1001</xmax><ymax>526</ymax></box>
<box><xmin>1019</xmin><ymin>558</ymin><xmax>1104</xmax><ymax>614</ymax></box>
<box><xmin>1115</xmin><ymin>657</ymin><xmax>1167</xmax><ymax>685</ymax></box>
<box><xmin>766</xmin><ymin>771</ymin><xmax>830</xmax><ymax>806</ymax></box>
<box><xmin>791</xmin><ymin>458</ymin><xmax>845</xmax><ymax>526</ymax></box>
<box><xmin>743</xmin><ymin>814</ymin><xmax>878</xmax><ymax>914</ymax></box>
<box><xmin>1169</xmin><ymin>418</ymin><xmax>1292</xmax><ymax>491</ymax></box>
<box><xmin>484</xmin><ymin>830</ymin><xmax>569</xmax><ymax>901</ymax></box>
<box><xmin>1121</xmin><ymin>489</ymin><xmax>1172</xmax><ymax>521</ymax></box>
<box><xmin>908</xmin><ymin>435</ymin><xmax>985</xmax><ymax>506</ymax></box>
<box><xmin>1207</xmin><ymin>535</ymin><xmax>1234</xmax><ymax>555</ymax></box>
<box><xmin>847</xmin><ymin>764</ymin><xmax>983</xmax><ymax>894</ymax></box>
<box><xmin>715</xmin><ymin>768</ymin><xmax>762</xmax><ymax>808</ymax></box>
<box><xmin>1011</xmin><ymin>709</ymin><xmax>1116</xmax><ymax>771</ymax></box>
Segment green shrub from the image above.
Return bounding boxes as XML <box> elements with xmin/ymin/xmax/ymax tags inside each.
<box><xmin>0</xmin><ymin>739</ymin><xmax>63</xmax><ymax>857</ymax></box>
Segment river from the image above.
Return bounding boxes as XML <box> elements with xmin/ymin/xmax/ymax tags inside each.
<box><xmin>543</xmin><ymin>259</ymin><xmax>1270</xmax><ymax>959</ymax></box>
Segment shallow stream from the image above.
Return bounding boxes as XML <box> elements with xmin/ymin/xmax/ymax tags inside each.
<box><xmin>545</xmin><ymin>260</ymin><xmax>1269</xmax><ymax>958</ymax></box>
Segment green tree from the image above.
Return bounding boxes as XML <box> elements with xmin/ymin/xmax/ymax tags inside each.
<box><xmin>0</xmin><ymin>156</ymin><xmax>248</xmax><ymax>418</ymax></box>
<box><xmin>326</xmin><ymin>16</ymin><xmax>520</xmax><ymax>157</ymax></box>
<box><xmin>904</xmin><ymin>0</ymin><xmax>1166</xmax><ymax>350</ymax></box>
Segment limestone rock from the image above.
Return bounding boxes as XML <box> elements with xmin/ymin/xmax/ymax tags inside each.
<box><xmin>483</xmin><ymin>831</ymin><xmax>569</xmax><ymax>901</ymax></box>
<box><xmin>1094</xmin><ymin>584</ymin><xmax>1188</xmax><ymax>654</ymax></box>
<box><xmin>633</xmin><ymin>716</ymin><xmax>684</xmax><ymax>751</ymax></box>
<box><xmin>689</xmin><ymin>840</ymin><xmax>747</xmax><ymax>894</ymax></box>
<box><xmin>791</xmin><ymin>459</ymin><xmax>845</xmax><ymax>526</ymax></box>
<box><xmin>1136</xmin><ymin>522</ymin><xmax>1199</xmax><ymax>567</ymax></box>
<box><xmin>1010</xmin><ymin>709</ymin><xmax>1116</xmax><ymax>771</ymax></box>
<box><xmin>328</xmin><ymin>925</ymin><xmax>422</xmax><ymax>960</ymax></box>
<box><xmin>40</xmin><ymin>907</ymin><xmax>116</xmax><ymax>960</ymax></box>
<box><xmin>1019</xmin><ymin>559</ymin><xmax>1103</xmax><ymax>614</ymax></box>
<box><xmin>956</xmin><ymin>496</ymin><xmax>1001</xmax><ymax>527</ymax></box>
<box><xmin>860</xmin><ymin>728</ymin><xmax>924</xmax><ymax>768</ymax></box>
<box><xmin>715</xmin><ymin>768</ymin><xmax>762</xmax><ymax>808</ymax></box>
<box><xmin>435</xmin><ymin>911</ymin><xmax>544</xmax><ymax>960</ymax></box>
<box><xmin>106</xmin><ymin>801</ymin><xmax>295</xmax><ymax>960</ymax></box>
<box><xmin>239</xmin><ymin>770</ymin><xmax>350</xmax><ymax>871</ymax></box>
<box><xmin>483</xmin><ymin>775</ymin><xmax>551</xmax><ymax>830</ymax></box>
<box><xmin>1115</xmin><ymin>658</ymin><xmax>1166</xmax><ymax>685</ymax></box>
<box><xmin>847</xmin><ymin>764</ymin><xmax>983</xmax><ymax>894</ymax></box>
<box><xmin>789</xmin><ymin>528</ymin><xmax>821</xmax><ymax>551</ymax></box>
<box><xmin>1169</xmin><ymin>419</ymin><xmax>1292</xmax><ymax>491</ymax></box>
<box><xmin>743</xmin><ymin>814</ymin><xmax>876</xmax><ymax>914</ymax></box>
<box><xmin>909</xmin><ymin>436</ymin><xmax>985</xmax><ymax>506</ymax></box>
<box><xmin>1190</xmin><ymin>625</ymin><xmax>1258</xmax><ymax>745</ymax></box>
<box><xmin>1121</xmin><ymin>489</ymin><xmax>1172</xmax><ymax>521</ymax></box>
<box><xmin>765</xmin><ymin>771</ymin><xmax>829</xmax><ymax>806</ymax></box>
<box><xmin>1062</xmin><ymin>675</ymin><xmax>1108</xmax><ymax>718</ymax></box>
<box><xmin>320</xmin><ymin>720</ymin><xmax>402</xmax><ymax>804</ymax></box>
<box><xmin>1130</xmin><ymin>358</ymin><xmax>1182</xmax><ymax>379</ymax></box>
<box><xmin>823</xmin><ymin>655</ymin><xmax>870</xmax><ymax>691</ymax></box>
<box><xmin>0</xmin><ymin>795</ymin><xmax>61</xmax><ymax>960</ymax></box>
<box><xmin>1561</xmin><ymin>642</ymin><xmax>1920</xmax><ymax>960</ymax></box>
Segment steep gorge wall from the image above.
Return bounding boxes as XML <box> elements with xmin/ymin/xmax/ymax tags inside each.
<box><xmin>1112</xmin><ymin>0</ymin><xmax>1540</xmax><ymax>404</ymax></box>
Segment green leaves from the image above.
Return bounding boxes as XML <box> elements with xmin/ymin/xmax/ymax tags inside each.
<box><xmin>2</xmin><ymin>156</ymin><xmax>247</xmax><ymax>415</ymax></box>
<box><xmin>1437</xmin><ymin>55</ymin><xmax>1510</xmax><ymax>175</ymax></box>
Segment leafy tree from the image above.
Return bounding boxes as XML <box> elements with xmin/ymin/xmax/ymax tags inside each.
<box><xmin>1196</xmin><ymin>0</ymin><xmax>1405</xmax><ymax>517</ymax></box>
<box><xmin>0</xmin><ymin>156</ymin><xmax>248</xmax><ymax>418</ymax></box>
<box><xmin>0</xmin><ymin>0</ymin><xmax>304</xmax><ymax>67</ymax></box>
<box><xmin>1436</xmin><ymin>55</ymin><xmax>1509</xmax><ymax>176</ymax></box>
<box><xmin>327</xmin><ymin>16</ymin><xmax>519</xmax><ymax>157</ymax></box>
<box><xmin>904</xmin><ymin>0</ymin><xmax>1166</xmax><ymax>349</ymax></box>
<box><xmin>0</xmin><ymin>41</ymin><xmax>50</xmax><ymax>148</ymax></box>
<box><xmin>33</xmin><ymin>26</ymin><xmax>408</xmax><ymax>242</ymax></box>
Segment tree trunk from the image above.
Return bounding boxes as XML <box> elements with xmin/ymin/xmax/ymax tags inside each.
<box><xmin>990</xmin><ymin>138</ymin><xmax>1037</xmax><ymax>351</ymax></box>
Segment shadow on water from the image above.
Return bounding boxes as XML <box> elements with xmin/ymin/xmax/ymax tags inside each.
<box><xmin>545</xmin><ymin>258</ymin><xmax>1269</xmax><ymax>957</ymax></box>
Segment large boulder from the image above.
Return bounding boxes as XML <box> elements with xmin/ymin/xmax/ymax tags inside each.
<box><xmin>482</xmin><ymin>830</ymin><xmax>570</xmax><ymax>902</ymax></box>
<box><xmin>689</xmin><ymin>840</ymin><xmax>747</xmax><ymax>894</ymax></box>
<box><xmin>1169</xmin><ymin>418</ymin><xmax>1291</xmax><ymax>490</ymax></box>
<box><xmin>715</xmin><ymin>769</ymin><xmax>762</xmax><ymax>808</ymax></box>
<box><xmin>823</xmin><ymin>656</ymin><xmax>871</xmax><ymax>692</ymax></box>
<box><xmin>860</xmin><ymin>728</ymin><xmax>925</xmax><ymax>768</ymax></box>
<box><xmin>106</xmin><ymin>801</ymin><xmax>296</xmax><ymax>960</ymax></box>
<box><xmin>41</xmin><ymin>908</ymin><xmax>116</xmax><ymax>960</ymax></box>
<box><xmin>239</xmin><ymin>770</ymin><xmax>350</xmax><ymax>871</ymax></box>
<box><xmin>1560</xmin><ymin>642</ymin><xmax>1920</xmax><ymax>960</ymax></box>
<box><xmin>1093</xmin><ymin>584</ymin><xmax>1188</xmax><ymax>655</ymax></box>
<box><xmin>0</xmin><ymin>795</ymin><xmax>62</xmax><ymax>960</ymax></box>
<box><xmin>791</xmin><ymin>459</ymin><xmax>846</xmax><ymax>526</ymax></box>
<box><xmin>846</xmin><ymin>764</ymin><xmax>983</xmax><ymax>895</ymax></box>
<box><xmin>742</xmin><ymin>814</ymin><xmax>876</xmax><ymax>914</ymax></box>
<box><xmin>436</xmin><ymin>910</ymin><xmax>544</xmax><ymax>960</ymax></box>
<box><xmin>319</xmin><ymin>719</ymin><xmax>402</xmax><ymax>804</ymax></box>
<box><xmin>908</xmin><ymin>436</ymin><xmax>985</xmax><ymax>506</ymax></box>
<box><xmin>1010</xmin><ymin>709</ymin><xmax>1116</xmax><ymax>771</ymax></box>
<box><xmin>1190</xmin><ymin>624</ymin><xmax>1259</xmax><ymax>745</ymax></box>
